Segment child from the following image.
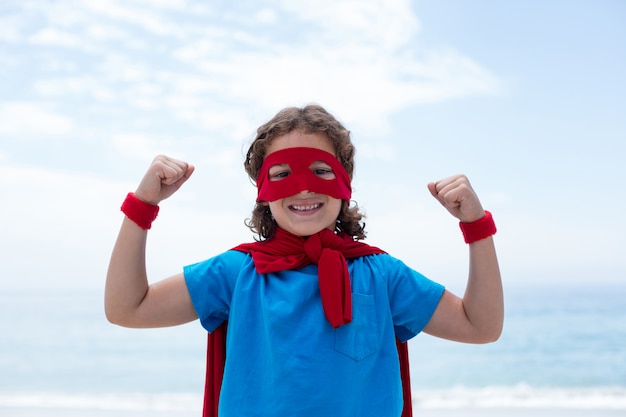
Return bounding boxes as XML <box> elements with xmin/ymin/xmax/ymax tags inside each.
<box><xmin>105</xmin><ymin>104</ymin><xmax>503</xmax><ymax>417</ymax></box>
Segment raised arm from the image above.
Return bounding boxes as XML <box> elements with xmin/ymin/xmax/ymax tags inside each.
<box><xmin>423</xmin><ymin>175</ymin><xmax>504</xmax><ymax>344</ymax></box>
<box><xmin>105</xmin><ymin>155</ymin><xmax>198</xmax><ymax>328</ymax></box>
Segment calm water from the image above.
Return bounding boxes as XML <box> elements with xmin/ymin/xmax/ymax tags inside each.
<box><xmin>1</xmin><ymin>283</ymin><xmax>625</xmax><ymax>415</ymax></box>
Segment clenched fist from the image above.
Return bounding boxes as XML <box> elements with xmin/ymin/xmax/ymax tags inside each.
<box><xmin>428</xmin><ymin>174</ymin><xmax>486</xmax><ymax>223</ymax></box>
<box><xmin>134</xmin><ymin>155</ymin><xmax>195</xmax><ymax>205</ymax></box>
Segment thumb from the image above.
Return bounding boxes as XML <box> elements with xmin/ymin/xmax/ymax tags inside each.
<box><xmin>427</xmin><ymin>182</ymin><xmax>439</xmax><ymax>198</ymax></box>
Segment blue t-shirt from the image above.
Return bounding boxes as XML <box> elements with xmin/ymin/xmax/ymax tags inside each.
<box><xmin>184</xmin><ymin>250</ymin><xmax>444</xmax><ymax>417</ymax></box>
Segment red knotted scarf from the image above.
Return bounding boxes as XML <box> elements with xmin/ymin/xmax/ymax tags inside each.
<box><xmin>202</xmin><ymin>228</ymin><xmax>414</xmax><ymax>417</ymax></box>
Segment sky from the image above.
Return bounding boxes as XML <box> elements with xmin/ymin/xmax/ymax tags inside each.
<box><xmin>1</xmin><ymin>0</ymin><xmax>625</xmax><ymax>293</ymax></box>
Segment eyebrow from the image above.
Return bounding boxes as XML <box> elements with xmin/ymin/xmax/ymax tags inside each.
<box><xmin>269</xmin><ymin>160</ymin><xmax>331</xmax><ymax>168</ymax></box>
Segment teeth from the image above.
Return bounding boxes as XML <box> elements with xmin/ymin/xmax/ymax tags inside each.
<box><xmin>291</xmin><ymin>203</ymin><xmax>320</xmax><ymax>211</ymax></box>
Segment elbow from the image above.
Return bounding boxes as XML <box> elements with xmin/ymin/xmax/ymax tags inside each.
<box><xmin>475</xmin><ymin>321</ymin><xmax>504</xmax><ymax>344</ymax></box>
<box><xmin>104</xmin><ymin>302</ymin><xmax>135</xmax><ymax>328</ymax></box>
<box><xmin>104</xmin><ymin>306</ymin><xmax>124</xmax><ymax>326</ymax></box>
<box><xmin>104</xmin><ymin>287</ymin><xmax>142</xmax><ymax>328</ymax></box>
<box><xmin>480</xmin><ymin>330</ymin><xmax>502</xmax><ymax>344</ymax></box>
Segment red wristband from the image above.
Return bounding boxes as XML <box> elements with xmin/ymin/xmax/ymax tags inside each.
<box><xmin>120</xmin><ymin>192</ymin><xmax>159</xmax><ymax>230</ymax></box>
<box><xmin>459</xmin><ymin>210</ymin><xmax>496</xmax><ymax>244</ymax></box>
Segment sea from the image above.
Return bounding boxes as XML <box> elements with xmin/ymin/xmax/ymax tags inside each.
<box><xmin>1</xmin><ymin>282</ymin><xmax>625</xmax><ymax>417</ymax></box>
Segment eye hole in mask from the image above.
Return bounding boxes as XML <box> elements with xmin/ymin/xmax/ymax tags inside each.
<box><xmin>257</xmin><ymin>147</ymin><xmax>352</xmax><ymax>202</ymax></box>
<box><xmin>268</xmin><ymin>160</ymin><xmax>336</xmax><ymax>182</ymax></box>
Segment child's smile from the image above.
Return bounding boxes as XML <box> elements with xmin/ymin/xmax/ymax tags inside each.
<box><xmin>271</xmin><ymin>189</ymin><xmax>340</xmax><ymax>236</ymax></box>
<box><xmin>290</xmin><ymin>203</ymin><xmax>322</xmax><ymax>212</ymax></box>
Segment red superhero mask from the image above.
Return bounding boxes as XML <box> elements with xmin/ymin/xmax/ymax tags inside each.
<box><xmin>256</xmin><ymin>147</ymin><xmax>352</xmax><ymax>202</ymax></box>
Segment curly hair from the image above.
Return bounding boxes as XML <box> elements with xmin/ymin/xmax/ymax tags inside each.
<box><xmin>244</xmin><ymin>104</ymin><xmax>367</xmax><ymax>241</ymax></box>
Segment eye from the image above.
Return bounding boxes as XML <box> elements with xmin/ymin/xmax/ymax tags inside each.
<box><xmin>311</xmin><ymin>162</ymin><xmax>336</xmax><ymax>180</ymax></box>
<box><xmin>268</xmin><ymin>164</ymin><xmax>291</xmax><ymax>181</ymax></box>
<box><xmin>314</xmin><ymin>168</ymin><xmax>333</xmax><ymax>176</ymax></box>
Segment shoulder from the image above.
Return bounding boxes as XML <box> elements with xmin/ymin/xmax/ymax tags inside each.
<box><xmin>347</xmin><ymin>253</ymin><xmax>412</xmax><ymax>286</ymax></box>
<box><xmin>350</xmin><ymin>253</ymin><xmax>410</xmax><ymax>274</ymax></box>
<box><xmin>350</xmin><ymin>253</ymin><xmax>441</xmax><ymax>290</ymax></box>
<box><xmin>184</xmin><ymin>250</ymin><xmax>254</xmax><ymax>279</ymax></box>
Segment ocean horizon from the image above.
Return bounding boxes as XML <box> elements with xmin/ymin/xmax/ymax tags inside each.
<box><xmin>1</xmin><ymin>282</ymin><xmax>624</xmax><ymax>416</ymax></box>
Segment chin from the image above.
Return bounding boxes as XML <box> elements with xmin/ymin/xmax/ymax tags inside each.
<box><xmin>283</xmin><ymin>224</ymin><xmax>334</xmax><ymax>237</ymax></box>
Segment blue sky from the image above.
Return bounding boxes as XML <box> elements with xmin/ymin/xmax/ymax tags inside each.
<box><xmin>1</xmin><ymin>0</ymin><xmax>624</xmax><ymax>292</ymax></box>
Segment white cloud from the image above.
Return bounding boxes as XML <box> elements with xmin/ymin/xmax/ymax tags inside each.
<box><xmin>186</xmin><ymin>46</ymin><xmax>498</xmax><ymax>133</ymax></box>
<box><xmin>255</xmin><ymin>8</ymin><xmax>278</xmax><ymax>24</ymax></box>
<box><xmin>33</xmin><ymin>77</ymin><xmax>117</xmax><ymax>103</ymax></box>
<box><xmin>112</xmin><ymin>133</ymin><xmax>175</xmax><ymax>161</ymax></box>
<box><xmin>0</xmin><ymin>14</ymin><xmax>23</xmax><ymax>42</ymax></box>
<box><xmin>3</xmin><ymin>0</ymin><xmax>502</xmax><ymax>143</ymax></box>
<box><xmin>84</xmin><ymin>23</ymin><xmax>130</xmax><ymax>42</ymax></box>
<box><xmin>131</xmin><ymin>0</ymin><xmax>190</xmax><ymax>10</ymax></box>
<box><xmin>156</xmin><ymin>3</ymin><xmax>500</xmax><ymax>133</ymax></box>
<box><xmin>282</xmin><ymin>0</ymin><xmax>419</xmax><ymax>51</ymax></box>
<box><xmin>79</xmin><ymin>0</ymin><xmax>184</xmax><ymax>38</ymax></box>
<box><xmin>29</xmin><ymin>27</ymin><xmax>85</xmax><ymax>48</ymax></box>
<box><xmin>0</xmin><ymin>102</ymin><xmax>74</xmax><ymax>135</ymax></box>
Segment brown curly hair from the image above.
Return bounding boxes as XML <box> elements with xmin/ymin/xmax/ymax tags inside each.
<box><xmin>244</xmin><ymin>104</ymin><xmax>367</xmax><ymax>241</ymax></box>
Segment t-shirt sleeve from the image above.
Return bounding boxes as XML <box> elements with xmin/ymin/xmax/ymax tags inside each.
<box><xmin>373</xmin><ymin>254</ymin><xmax>445</xmax><ymax>342</ymax></box>
<box><xmin>183</xmin><ymin>250</ymin><xmax>250</xmax><ymax>333</ymax></box>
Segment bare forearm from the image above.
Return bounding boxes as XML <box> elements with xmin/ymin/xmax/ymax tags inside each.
<box><xmin>105</xmin><ymin>217</ymin><xmax>150</xmax><ymax>324</ymax></box>
<box><xmin>462</xmin><ymin>236</ymin><xmax>503</xmax><ymax>342</ymax></box>
<box><xmin>104</xmin><ymin>156</ymin><xmax>198</xmax><ymax>328</ymax></box>
<box><xmin>424</xmin><ymin>176</ymin><xmax>503</xmax><ymax>343</ymax></box>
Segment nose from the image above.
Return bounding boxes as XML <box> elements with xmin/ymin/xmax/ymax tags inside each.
<box><xmin>291</xmin><ymin>189</ymin><xmax>313</xmax><ymax>197</ymax></box>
